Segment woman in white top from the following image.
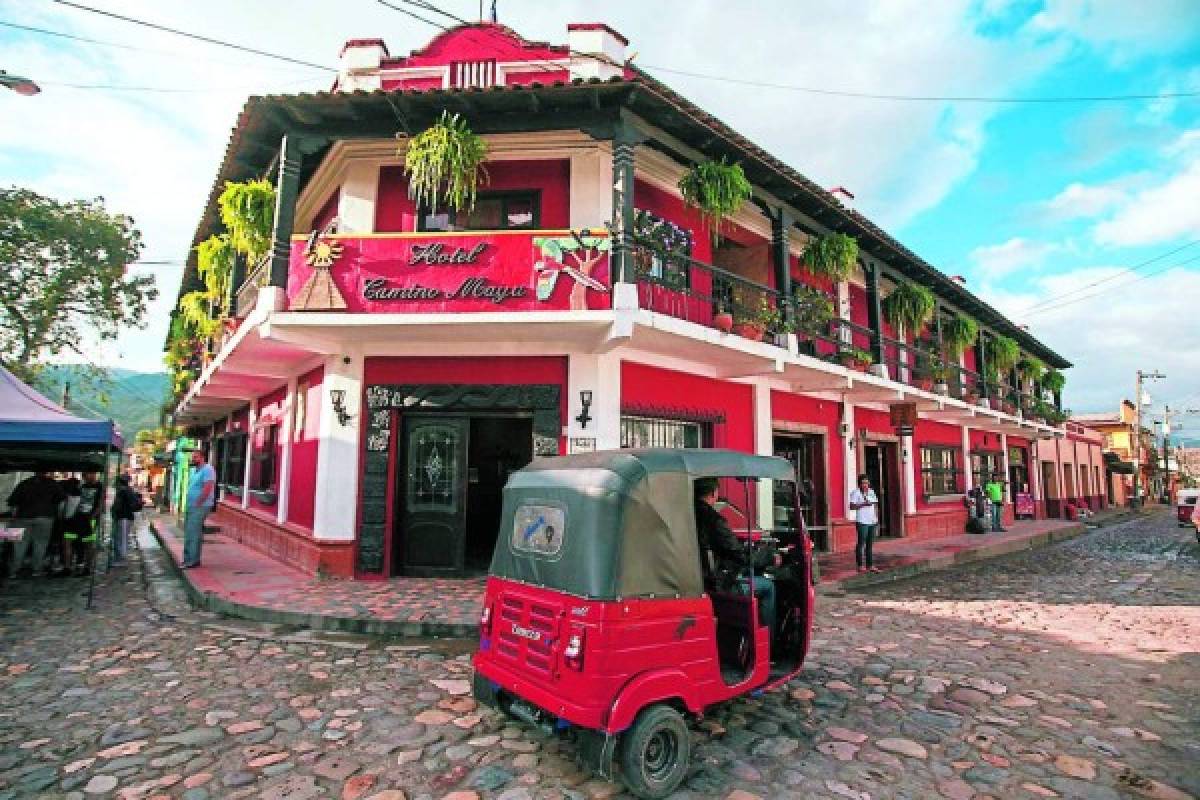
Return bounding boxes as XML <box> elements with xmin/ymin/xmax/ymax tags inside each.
<box><xmin>849</xmin><ymin>474</ymin><xmax>880</xmax><ymax>573</ymax></box>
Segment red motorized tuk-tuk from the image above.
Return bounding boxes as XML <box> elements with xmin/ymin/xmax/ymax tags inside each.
<box><xmin>472</xmin><ymin>449</ymin><xmax>815</xmax><ymax>798</ymax></box>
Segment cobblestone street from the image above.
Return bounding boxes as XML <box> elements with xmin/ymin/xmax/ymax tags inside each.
<box><xmin>0</xmin><ymin>510</ymin><xmax>1196</xmax><ymax>800</ymax></box>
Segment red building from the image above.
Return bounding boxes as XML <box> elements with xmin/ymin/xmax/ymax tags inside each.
<box><xmin>171</xmin><ymin>21</ymin><xmax>1098</xmax><ymax>579</ymax></box>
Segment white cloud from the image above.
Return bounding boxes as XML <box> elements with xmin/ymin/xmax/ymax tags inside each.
<box><xmin>969</xmin><ymin>237</ymin><xmax>1062</xmax><ymax>279</ymax></box>
<box><xmin>1042</xmin><ymin>182</ymin><xmax>1127</xmax><ymax>221</ymax></box>
<box><xmin>985</xmin><ymin>266</ymin><xmax>1200</xmax><ymax>413</ymax></box>
<box><xmin>1092</xmin><ymin>161</ymin><xmax>1200</xmax><ymax>247</ymax></box>
<box><xmin>1026</xmin><ymin>0</ymin><xmax>1200</xmax><ymax>63</ymax></box>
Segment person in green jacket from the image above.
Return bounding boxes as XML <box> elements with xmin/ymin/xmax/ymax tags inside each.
<box><xmin>985</xmin><ymin>474</ymin><xmax>1006</xmax><ymax>532</ymax></box>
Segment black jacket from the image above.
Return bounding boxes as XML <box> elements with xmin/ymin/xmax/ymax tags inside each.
<box><xmin>110</xmin><ymin>486</ymin><xmax>143</xmax><ymax>520</ymax></box>
<box><xmin>695</xmin><ymin>500</ymin><xmax>774</xmax><ymax>575</ymax></box>
<box><xmin>7</xmin><ymin>475</ymin><xmax>66</xmax><ymax>519</ymax></box>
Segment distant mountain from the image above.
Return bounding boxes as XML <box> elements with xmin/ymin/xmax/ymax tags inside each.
<box><xmin>32</xmin><ymin>366</ymin><xmax>169</xmax><ymax>443</ymax></box>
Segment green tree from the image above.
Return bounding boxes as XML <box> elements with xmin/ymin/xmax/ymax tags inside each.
<box><xmin>0</xmin><ymin>187</ymin><xmax>156</xmax><ymax>381</ymax></box>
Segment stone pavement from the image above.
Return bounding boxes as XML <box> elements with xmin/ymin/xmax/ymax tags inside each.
<box><xmin>0</xmin><ymin>507</ymin><xmax>1196</xmax><ymax>799</ymax></box>
<box><xmin>149</xmin><ymin>511</ymin><xmax>1114</xmax><ymax>636</ymax></box>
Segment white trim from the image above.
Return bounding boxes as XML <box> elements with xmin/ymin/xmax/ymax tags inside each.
<box><xmin>962</xmin><ymin>425</ymin><xmax>973</xmax><ymax>492</ymax></box>
<box><xmin>241</xmin><ymin>398</ymin><xmax>257</xmax><ymax>510</ymax></box>
<box><xmin>843</xmin><ymin>401</ymin><xmax>856</xmax><ymax>516</ymax></box>
<box><xmin>276</xmin><ymin>376</ymin><xmax>298</xmax><ymax>525</ymax></box>
<box><xmin>901</xmin><ymin>433</ymin><xmax>917</xmax><ymax>514</ymax></box>
<box><xmin>312</xmin><ymin>353</ymin><xmax>363</xmax><ymax>542</ymax></box>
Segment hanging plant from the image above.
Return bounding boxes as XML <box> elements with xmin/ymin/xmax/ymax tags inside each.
<box><xmin>1017</xmin><ymin>355</ymin><xmax>1045</xmax><ymax>383</ymax></box>
<box><xmin>195</xmin><ymin>234</ymin><xmax>236</xmax><ymax>304</ymax></box>
<box><xmin>882</xmin><ymin>279</ymin><xmax>936</xmax><ymax>336</ymax></box>
<box><xmin>218</xmin><ymin>179</ymin><xmax>275</xmax><ymax>262</ymax></box>
<box><xmin>403</xmin><ymin>111</ymin><xmax>489</xmax><ymax>213</ymax></box>
<box><xmin>678</xmin><ymin>157</ymin><xmax>752</xmax><ymax>237</ymax></box>
<box><xmin>1043</xmin><ymin>369</ymin><xmax>1066</xmax><ymax>393</ymax></box>
<box><xmin>987</xmin><ymin>335</ymin><xmax>1021</xmax><ymax>374</ymax></box>
<box><xmin>791</xmin><ymin>284</ymin><xmax>835</xmax><ymax>337</ymax></box>
<box><xmin>942</xmin><ymin>313</ymin><xmax>978</xmax><ymax>358</ymax></box>
<box><xmin>802</xmin><ymin>232</ymin><xmax>859</xmax><ymax>282</ymax></box>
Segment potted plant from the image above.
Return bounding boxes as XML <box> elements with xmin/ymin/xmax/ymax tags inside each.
<box><xmin>733</xmin><ymin>297</ymin><xmax>780</xmax><ymax>341</ymax></box>
<box><xmin>882</xmin><ymin>280</ymin><xmax>936</xmax><ymax>336</ymax></box>
<box><xmin>942</xmin><ymin>312</ymin><xmax>979</xmax><ymax>359</ymax></box>
<box><xmin>838</xmin><ymin>346</ymin><xmax>874</xmax><ymax>371</ymax></box>
<box><xmin>791</xmin><ymin>285</ymin><xmax>835</xmax><ymax>341</ymax></box>
<box><xmin>402</xmin><ymin>111</ymin><xmax>489</xmax><ymax>213</ymax></box>
<box><xmin>1017</xmin><ymin>355</ymin><xmax>1045</xmax><ymax>385</ymax></box>
<box><xmin>802</xmin><ymin>232</ymin><xmax>859</xmax><ymax>282</ymax></box>
<box><xmin>678</xmin><ymin>158</ymin><xmax>753</xmax><ymax>239</ymax></box>
<box><xmin>1043</xmin><ymin>368</ymin><xmax>1066</xmax><ymax>395</ymax></box>
<box><xmin>930</xmin><ymin>357</ymin><xmax>950</xmax><ymax>395</ymax></box>
<box><xmin>713</xmin><ymin>303</ymin><xmax>734</xmax><ymax>333</ymax></box>
<box><xmin>987</xmin><ymin>335</ymin><xmax>1021</xmax><ymax>376</ymax></box>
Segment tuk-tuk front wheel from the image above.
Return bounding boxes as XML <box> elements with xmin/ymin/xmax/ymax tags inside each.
<box><xmin>618</xmin><ymin>704</ymin><xmax>691</xmax><ymax>799</ymax></box>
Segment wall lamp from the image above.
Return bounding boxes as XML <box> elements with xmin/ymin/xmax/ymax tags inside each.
<box><xmin>330</xmin><ymin>389</ymin><xmax>354</xmax><ymax>426</ymax></box>
<box><xmin>576</xmin><ymin>390</ymin><xmax>594</xmax><ymax>429</ymax></box>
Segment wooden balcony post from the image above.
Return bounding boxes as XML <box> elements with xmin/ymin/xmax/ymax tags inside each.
<box><xmin>975</xmin><ymin>335</ymin><xmax>989</xmax><ymax>399</ymax></box>
<box><xmin>771</xmin><ymin>209</ymin><xmax>793</xmax><ymax>324</ymax></box>
<box><xmin>227</xmin><ymin>254</ymin><xmax>246</xmax><ymax>315</ymax></box>
<box><xmin>268</xmin><ymin>134</ymin><xmax>304</xmax><ymax>289</ymax></box>
<box><xmin>610</xmin><ymin>121</ymin><xmax>642</xmax><ymax>284</ymax></box>
<box><xmin>865</xmin><ymin>261</ymin><xmax>886</xmax><ymax>367</ymax></box>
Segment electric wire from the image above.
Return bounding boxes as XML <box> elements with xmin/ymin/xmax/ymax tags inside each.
<box><xmin>49</xmin><ymin>0</ymin><xmax>337</xmax><ymax>72</ymax></box>
<box><xmin>1015</xmin><ymin>240</ymin><xmax>1200</xmax><ymax>313</ymax></box>
<box><xmin>1021</xmin><ymin>252</ymin><xmax>1200</xmax><ymax>318</ymax></box>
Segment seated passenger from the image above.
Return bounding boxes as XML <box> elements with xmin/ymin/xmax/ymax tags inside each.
<box><xmin>693</xmin><ymin>477</ymin><xmax>780</xmax><ymax>635</ymax></box>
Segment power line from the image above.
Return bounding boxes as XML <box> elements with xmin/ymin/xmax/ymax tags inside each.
<box><xmin>376</xmin><ymin>0</ymin><xmax>447</xmax><ymax>29</ymax></box>
<box><xmin>1017</xmin><ymin>256</ymin><xmax>1200</xmax><ymax>319</ymax></box>
<box><xmin>1016</xmin><ymin>239</ymin><xmax>1200</xmax><ymax>313</ymax></box>
<box><xmin>50</xmin><ymin>0</ymin><xmax>336</xmax><ymax>72</ymax></box>
<box><xmin>0</xmin><ymin>19</ymin><xmax>321</xmax><ymax>73</ymax></box>
<box><xmin>640</xmin><ymin>63</ymin><xmax>1200</xmax><ymax>105</ymax></box>
<box><xmin>37</xmin><ymin>76</ymin><xmax>326</xmax><ymax>93</ymax></box>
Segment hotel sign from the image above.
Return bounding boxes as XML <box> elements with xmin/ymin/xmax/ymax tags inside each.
<box><xmin>288</xmin><ymin>231</ymin><xmax>611</xmax><ymax>313</ymax></box>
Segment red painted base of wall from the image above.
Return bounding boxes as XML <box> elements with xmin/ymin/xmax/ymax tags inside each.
<box><xmin>826</xmin><ymin>504</ymin><xmax>1018</xmax><ymax>554</ymax></box>
<box><xmin>210</xmin><ymin>503</ymin><xmax>355</xmax><ymax>577</ymax></box>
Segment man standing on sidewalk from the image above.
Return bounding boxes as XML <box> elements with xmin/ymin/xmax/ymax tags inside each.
<box><xmin>182</xmin><ymin>449</ymin><xmax>216</xmax><ymax>569</ymax></box>
<box><xmin>985</xmin><ymin>473</ymin><xmax>1007</xmax><ymax>532</ymax></box>
<box><xmin>6</xmin><ymin>471</ymin><xmax>65</xmax><ymax>578</ymax></box>
<box><xmin>849</xmin><ymin>474</ymin><xmax>881</xmax><ymax>573</ymax></box>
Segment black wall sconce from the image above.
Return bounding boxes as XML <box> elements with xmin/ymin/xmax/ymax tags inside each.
<box><xmin>330</xmin><ymin>389</ymin><xmax>354</xmax><ymax>426</ymax></box>
<box><xmin>575</xmin><ymin>390</ymin><xmax>593</xmax><ymax>429</ymax></box>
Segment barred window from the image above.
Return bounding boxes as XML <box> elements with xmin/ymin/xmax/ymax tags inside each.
<box><xmin>920</xmin><ymin>445</ymin><xmax>961</xmax><ymax>496</ymax></box>
<box><xmin>971</xmin><ymin>450</ymin><xmax>1003</xmax><ymax>489</ymax></box>
<box><xmin>620</xmin><ymin>415</ymin><xmax>709</xmax><ymax>449</ymax></box>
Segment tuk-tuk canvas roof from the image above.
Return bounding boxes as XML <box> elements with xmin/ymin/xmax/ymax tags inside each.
<box><xmin>489</xmin><ymin>449</ymin><xmax>791</xmax><ymax>600</ymax></box>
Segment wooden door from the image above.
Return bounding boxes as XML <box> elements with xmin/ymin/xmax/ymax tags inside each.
<box><xmin>400</xmin><ymin>415</ymin><xmax>469</xmax><ymax>576</ymax></box>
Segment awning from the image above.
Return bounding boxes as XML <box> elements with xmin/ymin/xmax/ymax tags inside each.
<box><xmin>0</xmin><ymin>366</ymin><xmax>121</xmax><ymax>470</ymax></box>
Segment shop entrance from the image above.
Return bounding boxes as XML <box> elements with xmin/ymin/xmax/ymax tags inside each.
<box><xmin>396</xmin><ymin>413</ymin><xmax>532</xmax><ymax>577</ymax></box>
<box><xmin>862</xmin><ymin>441</ymin><xmax>902</xmax><ymax>538</ymax></box>
<box><xmin>772</xmin><ymin>432</ymin><xmax>828</xmax><ymax>551</ymax></box>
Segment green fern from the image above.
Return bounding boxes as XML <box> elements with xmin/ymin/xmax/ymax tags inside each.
<box><xmin>403</xmin><ymin>111</ymin><xmax>489</xmax><ymax>213</ymax></box>
<box><xmin>218</xmin><ymin>179</ymin><xmax>275</xmax><ymax>261</ymax></box>
<box><xmin>988</xmin><ymin>335</ymin><xmax>1021</xmax><ymax>374</ymax></box>
<box><xmin>942</xmin><ymin>313</ymin><xmax>978</xmax><ymax>358</ymax></box>
<box><xmin>678</xmin><ymin>158</ymin><xmax>753</xmax><ymax>237</ymax></box>
<box><xmin>1042</xmin><ymin>369</ymin><xmax>1066</xmax><ymax>393</ymax></box>
<box><xmin>882</xmin><ymin>280</ymin><xmax>936</xmax><ymax>335</ymax></box>
<box><xmin>802</xmin><ymin>233</ymin><xmax>859</xmax><ymax>282</ymax></box>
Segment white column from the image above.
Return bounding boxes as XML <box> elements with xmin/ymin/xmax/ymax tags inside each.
<box><xmin>901</xmin><ymin>433</ymin><xmax>917</xmax><ymax>514</ymax></box>
<box><xmin>338</xmin><ymin>161</ymin><xmax>379</xmax><ymax>233</ymax></box>
<box><xmin>276</xmin><ymin>376</ymin><xmax>299</xmax><ymax>525</ymax></box>
<box><xmin>569</xmin><ymin>148</ymin><xmax>613</xmax><ymax>231</ymax></box>
<box><xmin>566</xmin><ymin>352</ymin><xmax>621</xmax><ymax>451</ymax></box>
<box><xmin>842</xmin><ymin>401</ymin><xmax>857</xmax><ymax>515</ymax></box>
<box><xmin>1000</xmin><ymin>432</ymin><xmax>1011</xmax><ymax>502</ymax></box>
<box><xmin>241</xmin><ymin>399</ymin><xmax>258</xmax><ymax>509</ymax></box>
<box><xmin>752</xmin><ymin>381</ymin><xmax>774</xmax><ymax>527</ymax></box>
<box><xmin>312</xmin><ymin>353</ymin><xmax>364</xmax><ymax>542</ymax></box>
<box><xmin>962</xmin><ymin>424</ymin><xmax>973</xmax><ymax>491</ymax></box>
<box><xmin>837</xmin><ymin>281</ymin><xmax>852</xmax><ymax>347</ymax></box>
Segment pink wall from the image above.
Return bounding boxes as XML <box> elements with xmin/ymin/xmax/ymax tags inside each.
<box><xmin>620</xmin><ymin>362</ymin><xmax>755</xmax><ymax>454</ymax></box>
<box><xmin>248</xmin><ymin>385</ymin><xmax>287</xmax><ymax>514</ymax></box>
<box><xmin>375</xmin><ymin>159</ymin><xmax>570</xmax><ymax>233</ymax></box>
<box><xmin>287</xmin><ymin>366</ymin><xmax>324</xmax><ymax>530</ymax></box>
<box><xmin>379</xmin><ymin>26</ymin><xmax>569</xmax><ymax>89</ymax></box>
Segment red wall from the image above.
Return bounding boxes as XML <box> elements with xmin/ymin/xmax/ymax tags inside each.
<box><xmin>911</xmin><ymin>418</ymin><xmax>963</xmax><ymax>510</ymax></box>
<box><xmin>379</xmin><ymin>26</ymin><xmax>568</xmax><ymax>88</ymax></box>
<box><xmin>635</xmin><ymin>179</ymin><xmax>712</xmax><ymax>263</ymax></box>
<box><xmin>313</xmin><ymin>190</ymin><xmax>339</xmax><ymax>232</ymax></box>
<box><xmin>375</xmin><ymin>159</ymin><xmax>570</xmax><ymax>233</ymax></box>
<box><xmin>620</xmin><ymin>362</ymin><xmax>755</xmax><ymax>453</ymax></box>
<box><xmin>287</xmin><ymin>366</ymin><xmax>324</xmax><ymax>530</ymax></box>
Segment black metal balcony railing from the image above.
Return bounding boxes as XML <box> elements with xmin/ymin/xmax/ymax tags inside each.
<box><xmin>234</xmin><ymin>258</ymin><xmax>268</xmax><ymax>319</ymax></box>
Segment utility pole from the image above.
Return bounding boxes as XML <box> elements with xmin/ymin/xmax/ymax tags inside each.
<box><xmin>61</xmin><ymin>381</ymin><xmax>71</xmax><ymax>409</ymax></box>
<box><xmin>1132</xmin><ymin>369</ymin><xmax>1165</xmax><ymax>507</ymax></box>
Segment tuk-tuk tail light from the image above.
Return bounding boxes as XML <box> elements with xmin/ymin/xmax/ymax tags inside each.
<box><xmin>564</xmin><ymin>631</ymin><xmax>585</xmax><ymax>670</ymax></box>
<box><xmin>480</xmin><ymin>603</ymin><xmax>493</xmax><ymax>635</ymax></box>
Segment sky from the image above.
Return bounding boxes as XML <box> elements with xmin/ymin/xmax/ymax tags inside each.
<box><xmin>1</xmin><ymin>0</ymin><xmax>1198</xmax><ymax>429</ymax></box>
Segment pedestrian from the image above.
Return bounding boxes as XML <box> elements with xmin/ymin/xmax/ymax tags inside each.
<box><xmin>109</xmin><ymin>475</ymin><xmax>143</xmax><ymax>566</ymax></box>
<box><xmin>71</xmin><ymin>472</ymin><xmax>105</xmax><ymax>575</ymax></box>
<box><xmin>58</xmin><ymin>473</ymin><xmax>83</xmax><ymax>574</ymax></box>
<box><xmin>182</xmin><ymin>449</ymin><xmax>216</xmax><ymax>569</ymax></box>
<box><xmin>985</xmin><ymin>473</ymin><xmax>1007</xmax><ymax>532</ymax></box>
<box><xmin>6</xmin><ymin>471</ymin><xmax>66</xmax><ymax>578</ymax></box>
<box><xmin>849</xmin><ymin>473</ymin><xmax>880</xmax><ymax>573</ymax></box>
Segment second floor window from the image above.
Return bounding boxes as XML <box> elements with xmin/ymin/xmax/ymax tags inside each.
<box><xmin>420</xmin><ymin>191</ymin><xmax>539</xmax><ymax>233</ymax></box>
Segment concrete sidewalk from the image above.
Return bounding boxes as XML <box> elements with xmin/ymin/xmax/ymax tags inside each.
<box><xmin>150</xmin><ymin>508</ymin><xmax>1135</xmax><ymax>637</ymax></box>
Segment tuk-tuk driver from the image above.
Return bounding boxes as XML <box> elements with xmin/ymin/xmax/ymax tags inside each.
<box><xmin>694</xmin><ymin>477</ymin><xmax>781</xmax><ymax>636</ymax></box>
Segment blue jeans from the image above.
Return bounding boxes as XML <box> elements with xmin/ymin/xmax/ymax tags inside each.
<box><xmin>990</xmin><ymin>502</ymin><xmax>1003</xmax><ymax>531</ymax></box>
<box><xmin>855</xmin><ymin>522</ymin><xmax>877</xmax><ymax>568</ymax></box>
<box><xmin>183</xmin><ymin>507</ymin><xmax>208</xmax><ymax>565</ymax></box>
<box><xmin>737</xmin><ymin>575</ymin><xmax>777</xmax><ymax>634</ymax></box>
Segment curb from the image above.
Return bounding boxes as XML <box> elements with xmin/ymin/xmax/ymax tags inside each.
<box><xmin>819</xmin><ymin>509</ymin><xmax>1141</xmax><ymax>593</ymax></box>
<box><xmin>147</xmin><ymin>522</ymin><xmax>478</xmax><ymax>639</ymax></box>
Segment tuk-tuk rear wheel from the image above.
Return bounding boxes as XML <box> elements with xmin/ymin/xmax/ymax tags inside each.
<box><xmin>618</xmin><ymin>704</ymin><xmax>690</xmax><ymax>799</ymax></box>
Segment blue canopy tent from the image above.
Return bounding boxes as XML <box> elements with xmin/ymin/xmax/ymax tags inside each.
<box><xmin>0</xmin><ymin>365</ymin><xmax>122</xmax><ymax>471</ymax></box>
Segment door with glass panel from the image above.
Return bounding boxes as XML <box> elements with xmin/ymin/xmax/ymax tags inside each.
<box><xmin>400</xmin><ymin>415</ymin><xmax>469</xmax><ymax>576</ymax></box>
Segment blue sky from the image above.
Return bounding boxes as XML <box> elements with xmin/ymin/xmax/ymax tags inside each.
<box><xmin>1</xmin><ymin>0</ymin><xmax>1198</xmax><ymax>427</ymax></box>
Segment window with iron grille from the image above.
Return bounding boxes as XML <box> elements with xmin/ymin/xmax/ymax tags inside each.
<box><xmin>620</xmin><ymin>415</ymin><xmax>710</xmax><ymax>449</ymax></box>
<box><xmin>252</xmin><ymin>424</ymin><xmax>278</xmax><ymax>492</ymax></box>
<box><xmin>221</xmin><ymin>432</ymin><xmax>248</xmax><ymax>489</ymax></box>
<box><xmin>971</xmin><ymin>450</ymin><xmax>1003</xmax><ymax>489</ymax></box>
<box><xmin>920</xmin><ymin>445</ymin><xmax>961</xmax><ymax>496</ymax></box>
<box><xmin>419</xmin><ymin>191</ymin><xmax>539</xmax><ymax>233</ymax></box>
